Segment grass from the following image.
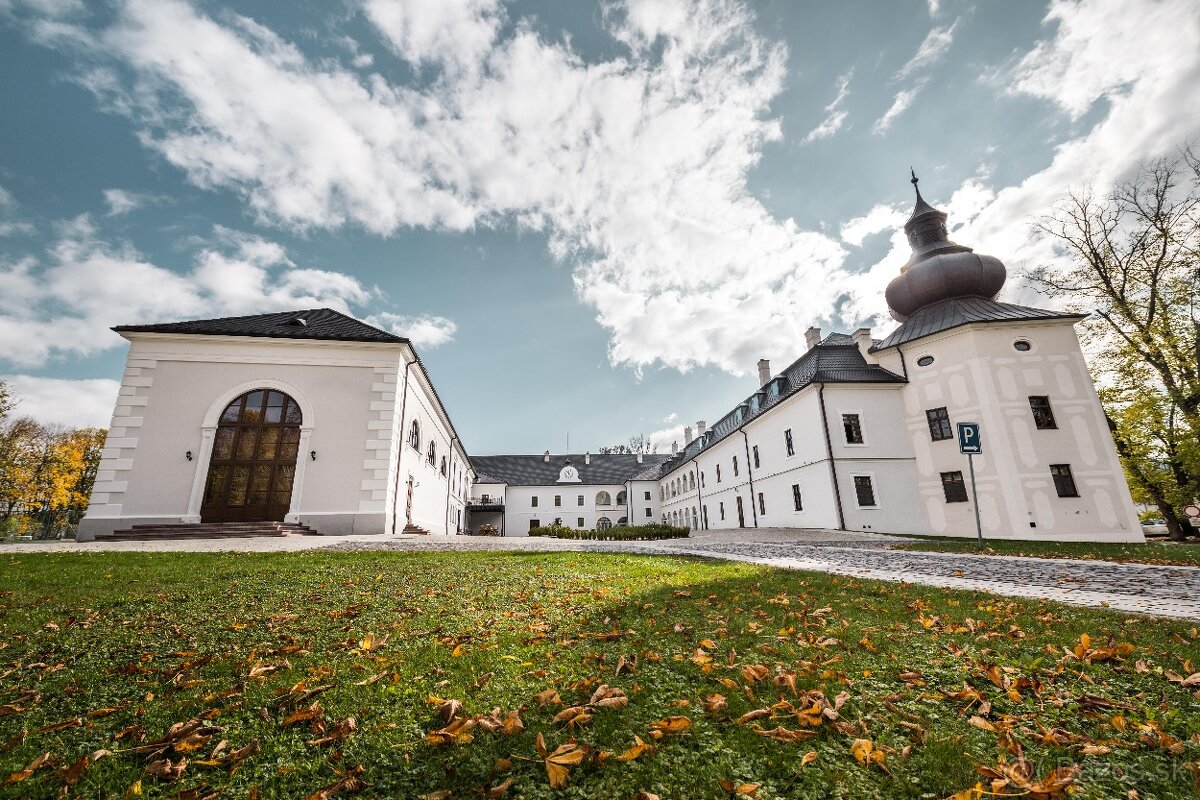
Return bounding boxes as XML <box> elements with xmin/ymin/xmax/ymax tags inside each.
<box><xmin>0</xmin><ymin>551</ymin><xmax>1198</xmax><ymax>799</ymax></box>
<box><xmin>892</xmin><ymin>535</ymin><xmax>1200</xmax><ymax>567</ymax></box>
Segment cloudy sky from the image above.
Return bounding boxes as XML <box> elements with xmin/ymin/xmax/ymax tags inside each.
<box><xmin>1</xmin><ymin>0</ymin><xmax>1198</xmax><ymax>453</ymax></box>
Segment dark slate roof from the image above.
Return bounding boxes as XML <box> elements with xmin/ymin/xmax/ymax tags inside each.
<box><xmin>471</xmin><ymin>454</ymin><xmax>674</xmax><ymax>486</ymax></box>
<box><xmin>113</xmin><ymin>308</ymin><xmax>407</xmax><ymax>344</ymax></box>
<box><xmin>653</xmin><ymin>334</ymin><xmax>906</xmax><ymax>478</ymax></box>
<box><xmin>870</xmin><ymin>296</ymin><xmax>1085</xmax><ymax>351</ymax></box>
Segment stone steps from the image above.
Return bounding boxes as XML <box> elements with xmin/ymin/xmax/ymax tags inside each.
<box><xmin>104</xmin><ymin>522</ymin><xmax>319</xmax><ymax>541</ymax></box>
<box><xmin>402</xmin><ymin>524</ymin><xmax>431</xmax><ymax>535</ymax></box>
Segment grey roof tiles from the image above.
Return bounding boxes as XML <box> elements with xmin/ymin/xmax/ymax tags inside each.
<box><xmin>871</xmin><ymin>296</ymin><xmax>1084</xmax><ymax>351</ymax></box>
<box><xmin>470</xmin><ymin>454</ymin><xmax>673</xmax><ymax>486</ymax></box>
<box><xmin>114</xmin><ymin>308</ymin><xmax>406</xmax><ymax>344</ymax></box>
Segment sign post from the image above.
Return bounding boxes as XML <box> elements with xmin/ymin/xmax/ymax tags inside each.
<box><xmin>957</xmin><ymin>423</ymin><xmax>984</xmax><ymax>548</ymax></box>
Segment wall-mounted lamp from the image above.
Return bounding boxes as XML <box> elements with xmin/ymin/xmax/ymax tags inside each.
<box><xmin>310</xmin><ymin>450</ymin><xmax>317</xmax><ymax>461</ymax></box>
<box><xmin>185</xmin><ymin>451</ymin><xmax>193</xmax><ymax>462</ymax></box>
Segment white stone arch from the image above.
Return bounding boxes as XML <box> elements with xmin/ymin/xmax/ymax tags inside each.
<box><xmin>185</xmin><ymin>378</ymin><xmax>315</xmax><ymax>524</ymax></box>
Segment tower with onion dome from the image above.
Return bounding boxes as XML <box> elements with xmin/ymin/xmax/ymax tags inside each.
<box><xmin>860</xmin><ymin>172</ymin><xmax>1143</xmax><ymax>542</ymax></box>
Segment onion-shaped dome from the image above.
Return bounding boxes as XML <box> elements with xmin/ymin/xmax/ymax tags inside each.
<box><xmin>884</xmin><ymin>171</ymin><xmax>1006</xmax><ymax>321</ymax></box>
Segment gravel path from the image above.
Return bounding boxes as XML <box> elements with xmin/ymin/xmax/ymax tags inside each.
<box><xmin>9</xmin><ymin>527</ymin><xmax>1199</xmax><ymax>620</ymax></box>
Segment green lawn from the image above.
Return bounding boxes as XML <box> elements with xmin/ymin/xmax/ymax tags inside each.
<box><xmin>1</xmin><ymin>551</ymin><xmax>1198</xmax><ymax>799</ymax></box>
<box><xmin>892</xmin><ymin>535</ymin><xmax>1200</xmax><ymax>567</ymax></box>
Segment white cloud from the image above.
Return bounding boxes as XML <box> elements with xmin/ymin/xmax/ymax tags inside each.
<box><xmin>2</xmin><ymin>375</ymin><xmax>120</xmax><ymax>429</ymax></box>
<box><xmin>366</xmin><ymin>312</ymin><xmax>458</xmax><ymax>348</ymax></box>
<box><xmin>802</xmin><ymin>71</ymin><xmax>852</xmax><ymax>143</ymax></box>
<box><xmin>102</xmin><ymin>187</ymin><xmax>163</xmax><ymax>215</ymax></box>
<box><xmin>927</xmin><ymin>0</ymin><xmax>941</xmax><ymax>16</ymax></box>
<box><xmin>661</xmin><ymin>412</ymin><xmax>677</xmax><ymax>423</ymax></box>
<box><xmin>0</xmin><ymin>184</ymin><xmax>36</xmax><ymax>236</ymax></box>
<box><xmin>648</xmin><ymin>422</ymin><xmax>684</xmax><ymax>452</ymax></box>
<box><xmin>872</xmin><ymin>85</ymin><xmax>921</xmax><ymax>134</ymax></box>
<box><xmin>840</xmin><ymin>203</ymin><xmax>907</xmax><ymax>247</ymax></box>
<box><xmin>845</xmin><ymin>0</ymin><xmax>1200</xmax><ymax>326</ymax></box>
<box><xmin>11</xmin><ymin>0</ymin><xmax>860</xmax><ymax>376</ymax></box>
<box><xmin>0</xmin><ymin>216</ymin><xmax>379</xmax><ymax>367</ymax></box>
<box><xmin>894</xmin><ymin>20</ymin><xmax>957</xmax><ymax>81</ymax></box>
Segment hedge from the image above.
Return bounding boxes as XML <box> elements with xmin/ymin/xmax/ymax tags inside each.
<box><xmin>527</xmin><ymin>523</ymin><xmax>690</xmax><ymax>541</ymax></box>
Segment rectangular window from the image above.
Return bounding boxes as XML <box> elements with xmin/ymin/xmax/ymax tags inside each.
<box><xmin>752</xmin><ymin>445</ymin><xmax>760</xmax><ymax>469</ymax></box>
<box><xmin>1029</xmin><ymin>396</ymin><xmax>1057</xmax><ymax>430</ymax></box>
<box><xmin>843</xmin><ymin>414</ymin><xmax>864</xmax><ymax>445</ymax></box>
<box><xmin>925</xmin><ymin>407</ymin><xmax>953</xmax><ymax>441</ymax></box>
<box><xmin>1050</xmin><ymin>464</ymin><xmax>1078</xmax><ymax>497</ymax></box>
<box><xmin>940</xmin><ymin>471</ymin><xmax>968</xmax><ymax>503</ymax></box>
<box><xmin>529</xmin><ymin>519</ymin><xmax>540</xmax><ymax>530</ymax></box>
<box><xmin>644</xmin><ymin>491</ymin><xmax>651</xmax><ymax>501</ymax></box>
<box><xmin>577</xmin><ymin>495</ymin><xmax>584</xmax><ymax>506</ymax></box>
<box><xmin>853</xmin><ymin>475</ymin><xmax>876</xmax><ymax>507</ymax></box>
<box><xmin>716</xmin><ymin>464</ymin><xmax>722</xmax><ymax>483</ymax></box>
<box><xmin>700</xmin><ymin>471</ymin><xmax>705</xmax><ymax>487</ymax></box>
<box><xmin>757</xmin><ymin>492</ymin><xmax>766</xmax><ymax>515</ymax></box>
<box><xmin>578</xmin><ymin>517</ymin><xmax>585</xmax><ymax>527</ymax></box>
<box><xmin>554</xmin><ymin>495</ymin><xmax>562</xmax><ymax>507</ymax></box>
<box><xmin>645</xmin><ymin>507</ymin><xmax>652</xmax><ymax>518</ymax></box>
<box><xmin>719</xmin><ymin>501</ymin><xmax>725</xmax><ymax>520</ymax></box>
<box><xmin>784</xmin><ymin>428</ymin><xmax>794</xmax><ymax>456</ymax></box>
<box><xmin>531</xmin><ymin>496</ymin><xmax>539</xmax><ymax>508</ymax></box>
<box><xmin>792</xmin><ymin>484</ymin><xmax>803</xmax><ymax>511</ymax></box>
<box><xmin>732</xmin><ymin>456</ymin><xmax>739</xmax><ymax>477</ymax></box>
<box><xmin>702</xmin><ymin>506</ymin><xmax>709</xmax><ymax>528</ymax></box>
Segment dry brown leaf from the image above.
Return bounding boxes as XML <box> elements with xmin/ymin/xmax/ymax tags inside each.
<box><xmin>5</xmin><ymin>751</ymin><xmax>53</xmax><ymax>785</ymax></box>
<box><xmin>280</xmin><ymin>704</ymin><xmax>324</xmax><ymax>728</ymax></box>
<box><xmin>486</xmin><ymin>776</ymin><xmax>513</xmax><ymax>798</ymax></box>
<box><xmin>303</xmin><ymin>764</ymin><xmax>367</xmax><ymax>800</ymax></box>
<box><xmin>736</xmin><ymin>708</ymin><xmax>771</xmax><ymax>725</ymax></box>
<box><xmin>145</xmin><ymin>757</ymin><xmax>188</xmax><ymax>782</ymax></box>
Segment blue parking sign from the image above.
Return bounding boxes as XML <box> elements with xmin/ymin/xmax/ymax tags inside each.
<box><xmin>957</xmin><ymin>422</ymin><xmax>982</xmax><ymax>454</ymax></box>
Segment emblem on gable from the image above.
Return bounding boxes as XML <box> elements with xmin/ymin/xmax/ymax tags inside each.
<box><xmin>557</xmin><ymin>464</ymin><xmax>581</xmax><ymax>483</ymax></box>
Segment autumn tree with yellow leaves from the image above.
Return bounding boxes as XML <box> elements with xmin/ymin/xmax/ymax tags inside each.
<box><xmin>0</xmin><ymin>378</ymin><xmax>106</xmax><ymax>537</ymax></box>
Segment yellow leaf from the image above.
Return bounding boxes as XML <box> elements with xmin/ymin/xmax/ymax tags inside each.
<box><xmin>451</xmin><ymin>644</ymin><xmax>466</xmax><ymax>658</ymax></box>
<box><xmin>800</xmin><ymin>751</ymin><xmax>817</xmax><ymax>766</ymax></box>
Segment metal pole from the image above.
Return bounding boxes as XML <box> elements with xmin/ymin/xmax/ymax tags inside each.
<box><xmin>968</xmin><ymin>453</ymin><xmax>983</xmax><ymax>548</ymax></box>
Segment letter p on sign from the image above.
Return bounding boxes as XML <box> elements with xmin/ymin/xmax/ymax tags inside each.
<box><xmin>957</xmin><ymin>423</ymin><xmax>982</xmax><ymax>455</ymax></box>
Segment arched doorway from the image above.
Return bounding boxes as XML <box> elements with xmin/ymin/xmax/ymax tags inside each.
<box><xmin>201</xmin><ymin>389</ymin><xmax>302</xmax><ymax>523</ymax></box>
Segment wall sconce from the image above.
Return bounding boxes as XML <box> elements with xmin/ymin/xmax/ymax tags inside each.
<box><xmin>310</xmin><ymin>450</ymin><xmax>317</xmax><ymax>461</ymax></box>
<box><xmin>185</xmin><ymin>451</ymin><xmax>193</xmax><ymax>461</ymax></box>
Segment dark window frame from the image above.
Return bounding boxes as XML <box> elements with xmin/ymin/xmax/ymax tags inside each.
<box><xmin>792</xmin><ymin>483</ymin><xmax>803</xmax><ymax>511</ymax></box>
<box><xmin>757</xmin><ymin>492</ymin><xmax>766</xmax><ymax>516</ymax></box>
<box><xmin>1050</xmin><ymin>464</ymin><xmax>1079</xmax><ymax>498</ymax></box>
<box><xmin>853</xmin><ymin>475</ymin><xmax>876</xmax><ymax>507</ymax></box>
<box><xmin>940</xmin><ymin>470</ymin><xmax>968</xmax><ymax>503</ymax></box>
<box><xmin>732</xmin><ymin>456</ymin><xmax>739</xmax><ymax>477</ymax></box>
<box><xmin>784</xmin><ymin>428</ymin><xmax>794</xmax><ymax>457</ymax></box>
<box><xmin>843</xmin><ymin>413</ymin><xmax>865</xmax><ymax>445</ymax></box>
<box><xmin>752</xmin><ymin>445</ymin><xmax>760</xmax><ymax>469</ymax></box>
<box><xmin>926</xmin><ymin>407</ymin><xmax>953</xmax><ymax>441</ymax></box>
<box><xmin>1029</xmin><ymin>396</ymin><xmax>1057</xmax><ymax>430</ymax></box>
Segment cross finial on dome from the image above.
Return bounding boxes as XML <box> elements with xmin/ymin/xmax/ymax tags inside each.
<box><xmin>907</xmin><ymin>167</ymin><xmax>937</xmax><ymax>219</ymax></box>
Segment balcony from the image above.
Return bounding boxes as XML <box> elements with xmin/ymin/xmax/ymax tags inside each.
<box><xmin>467</xmin><ymin>495</ymin><xmax>504</xmax><ymax>512</ymax></box>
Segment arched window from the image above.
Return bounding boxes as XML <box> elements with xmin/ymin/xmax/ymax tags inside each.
<box><xmin>596</xmin><ymin>491</ymin><xmax>612</xmax><ymax>506</ymax></box>
<box><xmin>427</xmin><ymin>440</ymin><xmax>437</xmax><ymax>465</ymax></box>
<box><xmin>692</xmin><ymin>507</ymin><xmax>698</xmax><ymax>529</ymax></box>
<box><xmin>617</xmin><ymin>516</ymin><xmax>628</xmax><ymax>526</ymax></box>
<box><xmin>615</xmin><ymin>490</ymin><xmax>627</xmax><ymax>505</ymax></box>
<box><xmin>440</xmin><ymin>456</ymin><xmax>447</xmax><ymax>476</ymax></box>
<box><xmin>597</xmin><ymin>516</ymin><xmax>612</xmax><ymax>530</ymax></box>
<box><xmin>409</xmin><ymin>420</ymin><xmax>420</xmax><ymax>450</ymax></box>
<box><xmin>689</xmin><ymin>472</ymin><xmax>695</xmax><ymax>490</ymax></box>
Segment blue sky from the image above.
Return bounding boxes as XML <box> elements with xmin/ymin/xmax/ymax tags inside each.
<box><xmin>1</xmin><ymin>0</ymin><xmax>1198</xmax><ymax>454</ymax></box>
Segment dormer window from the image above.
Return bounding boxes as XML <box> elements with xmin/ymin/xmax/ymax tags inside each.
<box><xmin>287</xmin><ymin>316</ymin><xmax>308</xmax><ymax>327</ymax></box>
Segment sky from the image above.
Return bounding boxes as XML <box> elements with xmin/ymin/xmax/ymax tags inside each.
<box><xmin>1</xmin><ymin>0</ymin><xmax>1198</xmax><ymax>455</ymax></box>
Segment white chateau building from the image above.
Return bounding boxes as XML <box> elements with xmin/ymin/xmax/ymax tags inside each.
<box><xmin>80</xmin><ymin>179</ymin><xmax>1142</xmax><ymax>543</ymax></box>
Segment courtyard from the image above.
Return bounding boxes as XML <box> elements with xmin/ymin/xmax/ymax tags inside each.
<box><xmin>2</xmin><ymin>540</ymin><xmax>1199</xmax><ymax>798</ymax></box>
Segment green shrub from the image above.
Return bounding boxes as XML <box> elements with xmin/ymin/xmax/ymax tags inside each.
<box><xmin>526</xmin><ymin>524</ymin><xmax>689</xmax><ymax>541</ymax></box>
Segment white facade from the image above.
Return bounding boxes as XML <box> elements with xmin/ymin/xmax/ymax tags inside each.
<box><xmin>80</xmin><ymin>319</ymin><xmax>472</xmax><ymax>540</ymax></box>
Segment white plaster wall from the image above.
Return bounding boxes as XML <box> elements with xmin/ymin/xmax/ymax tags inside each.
<box><xmin>503</xmin><ymin>483</ymin><xmax>631</xmax><ymax>535</ymax></box>
<box><xmin>81</xmin><ymin>332</ymin><xmax>472</xmax><ymax>539</ymax></box>
<box><xmin>895</xmin><ymin>320</ymin><xmax>1142</xmax><ymax>542</ymax></box>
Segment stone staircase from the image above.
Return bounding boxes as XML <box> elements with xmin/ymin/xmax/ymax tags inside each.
<box><xmin>401</xmin><ymin>523</ymin><xmax>430</xmax><ymax>535</ymax></box>
<box><xmin>104</xmin><ymin>521</ymin><xmax>319</xmax><ymax>541</ymax></box>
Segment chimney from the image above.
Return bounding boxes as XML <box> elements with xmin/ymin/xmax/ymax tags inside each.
<box><xmin>757</xmin><ymin>358</ymin><xmax>771</xmax><ymax>388</ymax></box>
<box><xmin>696</xmin><ymin>420</ymin><xmax>707</xmax><ymax>436</ymax></box>
<box><xmin>636</xmin><ymin>453</ymin><xmax>643</xmax><ymax>464</ymax></box>
<box><xmin>585</xmin><ymin>451</ymin><xmax>591</xmax><ymax>465</ymax></box>
<box><xmin>853</xmin><ymin>327</ymin><xmax>878</xmax><ymax>364</ymax></box>
<box><xmin>805</xmin><ymin>326</ymin><xmax>821</xmax><ymax>351</ymax></box>
<box><xmin>684</xmin><ymin>426</ymin><xmax>694</xmax><ymax>445</ymax></box>
<box><xmin>543</xmin><ymin>450</ymin><xmax>550</xmax><ymax>462</ymax></box>
<box><xmin>671</xmin><ymin>441</ymin><xmax>679</xmax><ymax>454</ymax></box>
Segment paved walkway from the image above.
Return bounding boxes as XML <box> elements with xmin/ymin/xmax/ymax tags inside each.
<box><xmin>8</xmin><ymin>528</ymin><xmax>1200</xmax><ymax>620</ymax></box>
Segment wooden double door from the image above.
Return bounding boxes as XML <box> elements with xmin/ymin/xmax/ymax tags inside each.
<box><xmin>201</xmin><ymin>389</ymin><xmax>302</xmax><ymax>523</ymax></box>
